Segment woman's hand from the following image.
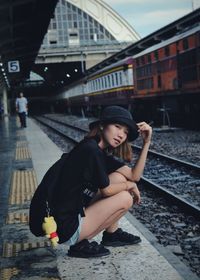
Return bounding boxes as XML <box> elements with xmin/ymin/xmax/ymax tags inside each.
<box><xmin>126</xmin><ymin>181</ymin><xmax>141</xmax><ymax>205</ymax></box>
<box><xmin>137</xmin><ymin>122</ymin><xmax>152</xmax><ymax>144</ymax></box>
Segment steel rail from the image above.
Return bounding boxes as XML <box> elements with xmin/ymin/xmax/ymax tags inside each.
<box><xmin>133</xmin><ymin>145</ymin><xmax>200</xmax><ymax>172</ymax></box>
<box><xmin>141</xmin><ymin>177</ymin><xmax>200</xmax><ymax>219</ymax></box>
<box><xmin>35</xmin><ymin>117</ymin><xmax>78</xmax><ymax>144</ymax></box>
<box><xmin>43</xmin><ymin>115</ymin><xmax>200</xmax><ymax>171</ymax></box>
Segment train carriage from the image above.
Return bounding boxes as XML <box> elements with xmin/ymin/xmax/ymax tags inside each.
<box><xmin>133</xmin><ymin>24</ymin><xmax>200</xmax><ymax>97</ymax></box>
<box><xmin>65</xmin><ymin>57</ymin><xmax>135</xmax><ymax>107</ymax></box>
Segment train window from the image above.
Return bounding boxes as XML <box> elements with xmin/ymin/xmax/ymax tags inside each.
<box><xmin>183</xmin><ymin>38</ymin><xmax>189</xmax><ymax>50</ymax></box>
<box><xmin>142</xmin><ymin>68</ymin><xmax>145</xmax><ymax>76</ymax></box>
<box><xmin>137</xmin><ymin>78</ymin><xmax>153</xmax><ymax>90</ymax></box>
<box><xmin>102</xmin><ymin>77</ymin><xmax>106</xmax><ymax>89</ymax></box>
<box><xmin>146</xmin><ymin>65</ymin><xmax>152</xmax><ymax>75</ymax></box>
<box><xmin>98</xmin><ymin>79</ymin><xmax>100</xmax><ymax>90</ymax></box>
<box><xmin>141</xmin><ymin>56</ymin><xmax>145</xmax><ymax>65</ymax></box>
<box><xmin>105</xmin><ymin>76</ymin><xmax>107</xmax><ymax>88</ymax></box>
<box><xmin>157</xmin><ymin>75</ymin><xmax>161</xmax><ymax>88</ymax></box>
<box><xmin>157</xmin><ymin>62</ymin><xmax>161</xmax><ymax>74</ymax></box>
<box><xmin>147</xmin><ymin>54</ymin><xmax>151</xmax><ymax>63</ymax></box>
<box><xmin>154</xmin><ymin>51</ymin><xmax>159</xmax><ymax>61</ymax></box>
<box><xmin>173</xmin><ymin>78</ymin><xmax>178</xmax><ymax>89</ymax></box>
<box><xmin>179</xmin><ymin>49</ymin><xmax>196</xmax><ymax>66</ymax></box>
<box><xmin>182</xmin><ymin>66</ymin><xmax>197</xmax><ymax>82</ymax></box>
<box><xmin>136</xmin><ymin>58</ymin><xmax>140</xmax><ymax>67</ymax></box>
<box><xmin>108</xmin><ymin>76</ymin><xmax>111</xmax><ymax>87</ymax></box>
<box><xmin>150</xmin><ymin>78</ymin><xmax>154</xmax><ymax>88</ymax></box>
<box><xmin>102</xmin><ymin>77</ymin><xmax>104</xmax><ymax>89</ymax></box>
<box><xmin>101</xmin><ymin>78</ymin><xmax>104</xmax><ymax>89</ymax></box>
<box><xmin>136</xmin><ymin>67</ymin><xmax>143</xmax><ymax>78</ymax></box>
<box><xmin>115</xmin><ymin>73</ymin><xmax>119</xmax><ymax>85</ymax></box>
<box><xmin>111</xmin><ymin>74</ymin><xmax>115</xmax><ymax>86</ymax></box>
<box><xmin>119</xmin><ymin>72</ymin><xmax>122</xmax><ymax>85</ymax></box>
<box><xmin>165</xmin><ymin>46</ymin><xmax>170</xmax><ymax>56</ymax></box>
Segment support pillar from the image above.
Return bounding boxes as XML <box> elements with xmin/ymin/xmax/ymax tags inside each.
<box><xmin>3</xmin><ymin>86</ymin><xmax>8</xmax><ymax>116</ymax></box>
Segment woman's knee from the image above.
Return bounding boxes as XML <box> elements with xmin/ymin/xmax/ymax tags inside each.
<box><xmin>118</xmin><ymin>191</ymin><xmax>133</xmax><ymax>210</ymax></box>
<box><xmin>109</xmin><ymin>172</ymin><xmax>127</xmax><ymax>184</ymax></box>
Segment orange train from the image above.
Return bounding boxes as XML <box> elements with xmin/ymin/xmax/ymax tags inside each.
<box><xmin>133</xmin><ymin>24</ymin><xmax>200</xmax><ymax>97</ymax></box>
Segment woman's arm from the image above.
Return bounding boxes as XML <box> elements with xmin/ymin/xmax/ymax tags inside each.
<box><xmin>100</xmin><ymin>181</ymin><xmax>128</xmax><ymax>197</ymax></box>
<box><xmin>100</xmin><ymin>180</ymin><xmax>141</xmax><ymax>204</ymax></box>
<box><xmin>116</xmin><ymin>122</ymin><xmax>152</xmax><ymax>182</ymax></box>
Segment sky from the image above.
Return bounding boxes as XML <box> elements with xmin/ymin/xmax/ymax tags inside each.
<box><xmin>103</xmin><ymin>0</ymin><xmax>200</xmax><ymax>38</ymax></box>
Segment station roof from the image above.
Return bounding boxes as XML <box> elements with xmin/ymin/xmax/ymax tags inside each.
<box><xmin>0</xmin><ymin>0</ymin><xmax>59</xmax><ymax>89</ymax></box>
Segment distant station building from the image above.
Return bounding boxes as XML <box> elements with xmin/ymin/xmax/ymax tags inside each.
<box><xmin>37</xmin><ymin>0</ymin><xmax>140</xmax><ymax>69</ymax></box>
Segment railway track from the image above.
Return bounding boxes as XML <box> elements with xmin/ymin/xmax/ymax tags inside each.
<box><xmin>35</xmin><ymin>115</ymin><xmax>200</xmax><ymax>218</ymax></box>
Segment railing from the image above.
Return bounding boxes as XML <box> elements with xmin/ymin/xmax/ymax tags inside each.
<box><xmin>38</xmin><ymin>41</ymin><xmax>132</xmax><ymax>55</ymax></box>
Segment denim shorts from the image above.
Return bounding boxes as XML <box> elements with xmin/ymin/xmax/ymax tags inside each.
<box><xmin>63</xmin><ymin>214</ymin><xmax>82</xmax><ymax>246</ymax></box>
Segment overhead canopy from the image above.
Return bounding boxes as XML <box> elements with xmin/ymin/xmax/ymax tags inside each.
<box><xmin>0</xmin><ymin>0</ymin><xmax>59</xmax><ymax>89</ymax></box>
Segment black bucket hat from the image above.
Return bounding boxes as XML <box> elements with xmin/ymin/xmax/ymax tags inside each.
<box><xmin>89</xmin><ymin>106</ymin><xmax>139</xmax><ymax>141</ymax></box>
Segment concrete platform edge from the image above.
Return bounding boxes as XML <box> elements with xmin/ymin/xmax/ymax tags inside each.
<box><xmin>126</xmin><ymin>212</ymin><xmax>200</xmax><ymax>280</ymax></box>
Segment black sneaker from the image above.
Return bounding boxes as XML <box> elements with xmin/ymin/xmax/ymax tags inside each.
<box><xmin>101</xmin><ymin>228</ymin><xmax>141</xmax><ymax>247</ymax></box>
<box><xmin>68</xmin><ymin>239</ymin><xmax>110</xmax><ymax>258</ymax></box>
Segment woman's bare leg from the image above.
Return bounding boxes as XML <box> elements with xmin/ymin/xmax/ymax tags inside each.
<box><xmin>78</xmin><ymin>172</ymin><xmax>131</xmax><ymax>242</ymax></box>
<box><xmin>78</xmin><ymin>190</ymin><xmax>132</xmax><ymax>241</ymax></box>
<box><xmin>105</xmin><ymin>172</ymin><xmax>127</xmax><ymax>233</ymax></box>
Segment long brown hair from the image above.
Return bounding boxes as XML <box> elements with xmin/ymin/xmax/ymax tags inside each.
<box><xmin>85</xmin><ymin>124</ymin><xmax>133</xmax><ymax>162</ymax></box>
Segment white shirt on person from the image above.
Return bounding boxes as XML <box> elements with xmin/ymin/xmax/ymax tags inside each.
<box><xmin>16</xmin><ymin>97</ymin><xmax>28</xmax><ymax>113</ymax></box>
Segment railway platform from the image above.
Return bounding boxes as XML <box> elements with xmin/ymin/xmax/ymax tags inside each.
<box><xmin>0</xmin><ymin>116</ymin><xmax>199</xmax><ymax>280</ymax></box>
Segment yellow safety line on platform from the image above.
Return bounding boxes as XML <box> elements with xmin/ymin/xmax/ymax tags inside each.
<box><xmin>9</xmin><ymin>170</ymin><xmax>37</xmax><ymax>204</ymax></box>
<box><xmin>0</xmin><ymin>268</ymin><xmax>20</xmax><ymax>280</ymax></box>
<box><xmin>16</xmin><ymin>141</ymin><xmax>28</xmax><ymax>147</ymax></box>
<box><xmin>2</xmin><ymin>241</ymin><xmax>50</xmax><ymax>257</ymax></box>
<box><xmin>16</xmin><ymin>130</ymin><xmax>25</xmax><ymax>137</ymax></box>
<box><xmin>15</xmin><ymin>147</ymin><xmax>31</xmax><ymax>160</ymax></box>
<box><xmin>6</xmin><ymin>212</ymin><xmax>29</xmax><ymax>224</ymax></box>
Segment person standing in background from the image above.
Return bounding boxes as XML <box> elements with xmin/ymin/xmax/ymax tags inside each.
<box><xmin>16</xmin><ymin>92</ymin><xmax>28</xmax><ymax>128</ymax></box>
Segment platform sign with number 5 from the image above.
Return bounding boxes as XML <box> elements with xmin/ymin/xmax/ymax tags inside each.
<box><xmin>8</xmin><ymin>61</ymin><xmax>20</xmax><ymax>73</ymax></box>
